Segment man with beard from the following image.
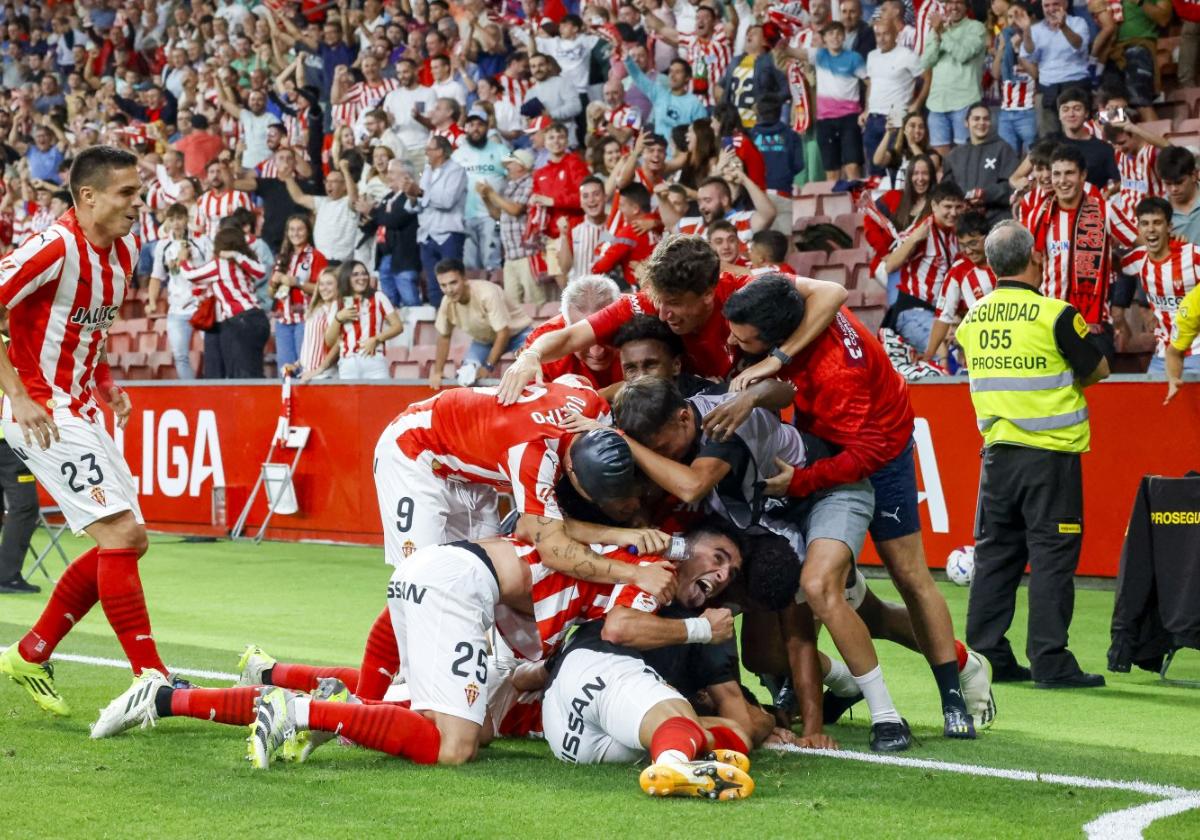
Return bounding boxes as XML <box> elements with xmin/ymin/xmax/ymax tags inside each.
<box><xmin>663</xmin><ymin>174</ymin><xmax>776</xmax><ymax>248</ymax></box>
<box><xmin>452</xmin><ymin>112</ymin><xmax>509</xmax><ymax>273</ymax></box>
<box><xmin>193</xmin><ymin>157</ymin><xmax>254</xmax><ymax>239</ymax></box>
<box><xmin>382</xmin><ymin>58</ymin><xmax>436</xmax><ymax>175</ymax></box>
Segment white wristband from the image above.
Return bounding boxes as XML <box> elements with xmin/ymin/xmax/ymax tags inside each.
<box><xmin>683</xmin><ymin>616</ymin><xmax>713</xmax><ymax>644</ymax></box>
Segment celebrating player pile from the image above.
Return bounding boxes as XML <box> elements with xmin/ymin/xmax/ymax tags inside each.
<box><xmin>18</xmin><ymin>221</ymin><xmax>998</xmax><ymax>802</ymax></box>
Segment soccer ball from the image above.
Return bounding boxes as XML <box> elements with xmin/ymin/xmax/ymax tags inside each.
<box><xmin>945</xmin><ymin>545</ymin><xmax>975</xmax><ymax>587</ymax></box>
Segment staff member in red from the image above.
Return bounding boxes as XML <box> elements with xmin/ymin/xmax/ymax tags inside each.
<box><xmin>719</xmin><ymin>274</ymin><xmax>977</xmax><ymax>739</ymax></box>
<box><xmin>497</xmin><ymin>236</ymin><xmax>848</xmax><ymax>402</ymax></box>
<box><xmin>181</xmin><ymin>226</ymin><xmax>271</xmax><ymax>379</ymax></box>
<box><xmin>530</xmin><ymin>122</ymin><xmax>591</xmax><ymax>236</ymax></box>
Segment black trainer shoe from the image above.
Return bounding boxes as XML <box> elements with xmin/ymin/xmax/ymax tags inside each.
<box><xmin>943</xmin><ymin>706</ymin><xmax>976</xmax><ymax>739</ymax></box>
<box><xmin>822</xmin><ymin>689</ymin><xmax>864</xmax><ymax>725</ymax></box>
<box><xmin>1033</xmin><ymin>672</ymin><xmax>1105</xmax><ymax>689</ymax></box>
<box><xmin>0</xmin><ymin>577</ymin><xmax>41</xmax><ymax>594</ymax></box>
<box><xmin>870</xmin><ymin>718</ymin><xmax>912</xmax><ymax>752</ymax></box>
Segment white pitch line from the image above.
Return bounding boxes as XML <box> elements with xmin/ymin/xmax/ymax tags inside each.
<box><xmin>47</xmin><ymin>651</ymin><xmax>238</xmax><ymax>682</ymax></box>
<box><xmin>765</xmin><ymin>743</ymin><xmax>1196</xmax><ymax>799</ymax></box>
<box><xmin>1084</xmin><ymin>796</ymin><xmax>1200</xmax><ymax>840</ymax></box>
<box><xmin>767</xmin><ymin>744</ymin><xmax>1200</xmax><ymax>839</ymax></box>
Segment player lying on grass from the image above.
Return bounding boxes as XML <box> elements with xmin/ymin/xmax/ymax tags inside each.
<box><xmin>564</xmin><ymin>377</ymin><xmax>918</xmax><ymax>751</ymax></box>
<box><xmin>349</xmin><ymin>393</ymin><xmax>677</xmax><ymax>703</ymax></box>
<box><xmin>91</xmin><ymin>523</ymin><xmax>759</xmax><ymax>788</ymax></box>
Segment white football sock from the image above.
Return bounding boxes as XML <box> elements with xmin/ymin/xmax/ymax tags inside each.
<box><xmin>293</xmin><ymin>696</ymin><xmax>311</xmax><ymax>731</ymax></box>
<box><xmin>853</xmin><ymin>665</ymin><xmax>902</xmax><ymax>725</ymax></box>
<box><xmin>656</xmin><ymin>749</ymin><xmax>690</xmax><ymax>765</ymax></box>
<box><xmin>823</xmin><ymin>658</ymin><xmax>860</xmax><ymax>698</ymax></box>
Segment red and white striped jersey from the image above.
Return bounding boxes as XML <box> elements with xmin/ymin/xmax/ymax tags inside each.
<box><xmin>677</xmin><ymin>210</ymin><xmax>754</xmax><ymax>245</ymax></box>
<box><xmin>392</xmin><ymin>381</ymin><xmax>610</xmax><ymax>520</ymax></box>
<box><xmin>914</xmin><ymin>0</ymin><xmax>945</xmax><ymax>55</ymax></box>
<box><xmin>1120</xmin><ymin>240</ymin><xmax>1200</xmax><ymax>356</ymax></box>
<box><xmin>433</xmin><ymin>122</ymin><xmax>464</xmax><ymax>150</ymax></box>
<box><xmin>678</xmin><ymin>28</ymin><xmax>732</xmax><ymax>105</ymax></box>
<box><xmin>599</xmin><ymin>104</ymin><xmax>642</xmax><ymax>139</ymax></box>
<box><xmin>1030</xmin><ymin>194</ymin><xmax>1137</xmax><ymax>325</ymax></box>
<box><xmin>1083</xmin><ymin>118</ymin><xmax>1104</xmax><ymax>140</ymax></box>
<box><xmin>496</xmin><ymin>74</ymin><xmax>531</xmax><ymax>107</ymax></box>
<box><xmin>493</xmin><ymin>540</ymin><xmax>647</xmax><ymax>661</ymax></box>
<box><xmin>257</xmin><ymin>157</ymin><xmax>280</xmax><ymax>179</ymax></box>
<box><xmin>568</xmin><ymin>217</ymin><xmax>606</xmax><ymax>281</ymax></box>
<box><xmin>332</xmin><ymin>78</ymin><xmax>401</xmax><ymax>128</ymax></box>
<box><xmin>0</xmin><ymin>209</ymin><xmax>138</xmax><ymax>421</ymax></box>
<box><xmin>219</xmin><ymin>110</ymin><xmax>241</xmax><ymax>150</ymax></box>
<box><xmin>335</xmin><ymin>291</ymin><xmax>395</xmax><ymax>356</ymax></box>
<box><xmin>274</xmin><ymin>244</ymin><xmax>328</xmax><ymax>325</ymax></box>
<box><xmin>299</xmin><ymin>304</ymin><xmax>334</xmax><ymax>372</ymax></box>
<box><xmin>283</xmin><ymin>105</ymin><xmax>310</xmax><ymax>149</ymax></box>
<box><xmin>750</xmin><ymin>262</ymin><xmax>797</xmax><ymax>277</ymax></box>
<box><xmin>1000</xmin><ymin>72</ymin><xmax>1035</xmax><ymax>111</ymax></box>
<box><xmin>1016</xmin><ymin>186</ymin><xmax>1048</xmax><ymax>229</ymax></box>
<box><xmin>935</xmin><ymin>254</ymin><xmax>997</xmax><ymax>323</ymax></box>
<box><xmin>1115</xmin><ymin>143</ymin><xmax>1162</xmax><ymax>216</ymax></box>
<box><xmin>192</xmin><ymin>189</ymin><xmax>255</xmax><ymax>239</ymax></box>
<box><xmin>894</xmin><ymin>216</ymin><xmax>958</xmax><ymax>304</ymax></box>
<box><xmin>180</xmin><ymin>254</ymin><xmax>265</xmax><ymax>321</ymax></box>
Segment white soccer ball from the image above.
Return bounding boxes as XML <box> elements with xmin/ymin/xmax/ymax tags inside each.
<box><xmin>945</xmin><ymin>545</ymin><xmax>975</xmax><ymax>587</ymax></box>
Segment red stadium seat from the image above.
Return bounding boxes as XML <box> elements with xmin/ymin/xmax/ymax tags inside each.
<box><xmin>413</xmin><ymin>321</ymin><xmax>440</xmax><ymax>346</ymax></box>
<box><xmin>121</xmin><ymin>318</ymin><xmax>150</xmax><ymax>335</ymax></box>
<box><xmin>391</xmin><ymin>362</ymin><xmax>422</xmax><ymax>379</ymax></box>
<box><xmin>787</xmin><ymin>251</ymin><xmax>822</xmax><ymax>276</ymax></box>
<box><xmin>833</xmin><ymin>213</ymin><xmax>865</xmax><ymax>247</ymax></box>
<box><xmin>850</xmin><ymin>305</ymin><xmax>885</xmax><ymax>334</ymax></box>
<box><xmin>813</xmin><ymin>264</ymin><xmax>848</xmax><ymax>286</ymax></box>
<box><xmin>819</xmin><ymin>193</ymin><xmax>853</xmax><ymax>218</ymax></box>
<box><xmin>793</xmin><ymin>215</ymin><xmax>832</xmax><ymax>233</ymax></box>
<box><xmin>384</xmin><ymin>343</ymin><xmax>408</xmax><ymax>363</ymax></box>
<box><xmin>108</xmin><ymin>333</ymin><xmax>134</xmax><ymax>355</ymax></box>
<box><xmin>792</xmin><ymin>195</ymin><xmax>820</xmax><ymax>220</ymax></box>
<box><xmin>122</xmin><ymin>352</ymin><xmax>152</xmax><ymax>380</ymax></box>
<box><xmin>136</xmin><ymin>332</ymin><xmax>161</xmax><ymax>354</ymax></box>
<box><xmin>1168</xmin><ymin>132</ymin><xmax>1200</xmax><ymax>148</ymax></box>
<box><xmin>536</xmin><ymin>302</ymin><xmax>561</xmax><ymax>319</ymax></box>
<box><xmin>148</xmin><ymin>352</ymin><xmax>176</xmax><ymax>380</ymax></box>
<box><xmin>800</xmin><ymin>180</ymin><xmax>838</xmax><ymax>195</ymax></box>
<box><xmin>860</xmin><ymin>282</ymin><xmax>889</xmax><ymax>307</ymax></box>
<box><xmin>119</xmin><ymin>299</ymin><xmax>144</xmax><ymax>320</ymax></box>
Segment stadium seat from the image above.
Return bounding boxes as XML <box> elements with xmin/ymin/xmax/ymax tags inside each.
<box><xmin>122</xmin><ymin>352</ymin><xmax>152</xmax><ymax>380</ymax></box>
<box><xmin>833</xmin><ymin>213</ymin><xmax>865</xmax><ymax>247</ymax></box>
<box><xmin>108</xmin><ymin>333</ymin><xmax>134</xmax><ymax>355</ymax></box>
<box><xmin>860</xmin><ymin>282</ymin><xmax>888</xmax><ymax>308</ymax></box>
<box><xmin>1170</xmin><ymin>86</ymin><xmax>1200</xmax><ymax>117</ymax></box>
<box><xmin>384</xmin><ymin>344</ymin><xmax>408</xmax><ymax>363</ymax></box>
<box><xmin>792</xmin><ymin>194</ymin><xmax>820</xmax><ymax>220</ymax></box>
<box><xmin>1143</xmin><ymin>118</ymin><xmax>1175</xmax><ymax>137</ymax></box>
<box><xmin>148</xmin><ymin>352</ymin><xmax>176</xmax><ymax>380</ymax></box>
<box><xmin>1168</xmin><ymin>132</ymin><xmax>1200</xmax><ymax>149</ymax></box>
<box><xmin>800</xmin><ymin>180</ymin><xmax>838</xmax><ymax>195</ymax></box>
<box><xmin>536</xmin><ymin>301</ymin><xmax>561</xmax><ymax>319</ymax></box>
<box><xmin>793</xmin><ymin>215</ymin><xmax>832</xmax><ymax>233</ymax></box>
<box><xmin>787</xmin><ymin>251</ymin><xmax>822</xmax><ymax>276</ymax></box>
<box><xmin>119</xmin><ymin>299</ymin><xmax>144</xmax><ymax>320</ymax></box>
<box><xmin>813</xmin><ymin>264</ymin><xmax>848</xmax><ymax>286</ymax></box>
<box><xmin>390</xmin><ymin>361</ymin><xmax>422</xmax><ymax>378</ymax></box>
<box><xmin>136</xmin><ymin>332</ymin><xmax>162</xmax><ymax>354</ymax></box>
<box><xmin>851</xmin><ymin>305</ymin><xmax>885</xmax><ymax>334</ymax></box>
<box><xmin>122</xmin><ymin>318</ymin><xmax>150</xmax><ymax>335</ymax></box>
<box><xmin>413</xmin><ymin>321</ymin><xmax>440</xmax><ymax>346</ymax></box>
<box><xmin>819</xmin><ymin>193</ymin><xmax>853</xmax><ymax>218</ymax></box>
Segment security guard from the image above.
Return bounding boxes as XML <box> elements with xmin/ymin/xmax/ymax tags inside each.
<box><xmin>0</xmin><ymin>316</ymin><xmax>40</xmax><ymax>594</ymax></box>
<box><xmin>955</xmin><ymin>221</ymin><xmax>1109</xmax><ymax>689</ymax></box>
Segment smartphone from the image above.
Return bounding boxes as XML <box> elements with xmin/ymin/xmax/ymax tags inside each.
<box><xmin>1099</xmin><ymin>107</ymin><xmax>1126</xmax><ymax>125</ymax></box>
<box><xmin>415</xmin><ymin>101</ymin><xmax>425</xmax><ymax>114</ymax></box>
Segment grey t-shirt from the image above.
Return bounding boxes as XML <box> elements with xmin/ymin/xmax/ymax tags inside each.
<box><xmin>688</xmin><ymin>392</ymin><xmax>807</xmax><ymax>529</ymax></box>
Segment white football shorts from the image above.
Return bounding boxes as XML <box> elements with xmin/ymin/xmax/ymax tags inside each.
<box><xmin>541</xmin><ymin>646</ymin><xmax>683</xmax><ymax>765</ymax></box>
<box><xmin>388</xmin><ymin>543</ymin><xmax>500</xmax><ymax>726</ymax></box>
<box><xmin>1</xmin><ymin>412</ymin><xmax>143</xmax><ymax>535</ymax></box>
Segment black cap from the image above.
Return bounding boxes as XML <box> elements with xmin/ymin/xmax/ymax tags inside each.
<box><xmin>569</xmin><ymin>429</ymin><xmax>636</xmax><ymax>502</ymax></box>
<box><xmin>643</xmin><ymin>132</ymin><xmax>668</xmax><ymax>148</ymax></box>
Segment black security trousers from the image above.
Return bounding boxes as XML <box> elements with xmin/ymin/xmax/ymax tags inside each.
<box><xmin>966</xmin><ymin>444</ymin><xmax>1086</xmax><ymax>682</ymax></box>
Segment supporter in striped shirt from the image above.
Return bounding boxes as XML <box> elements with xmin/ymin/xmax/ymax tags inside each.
<box><xmin>1014</xmin><ymin>139</ymin><xmax>1057</xmax><ymax>229</ymax></box>
<box><xmin>922</xmin><ymin>212</ymin><xmax>996</xmax><ymax>364</ymax></box>
<box><xmin>289</xmin><ymin>266</ymin><xmax>341</xmax><ymax>382</ymax></box>
<box><xmin>193</xmin><ymin>159</ymin><xmax>254</xmax><ymax>240</ymax></box>
<box><xmin>640</xmin><ymin>5</ymin><xmax>733</xmax><ymax>106</ymax></box>
<box><xmin>324</xmin><ymin>260</ymin><xmax>403</xmax><ymax>381</ymax></box>
<box><xmin>330</xmin><ymin>54</ymin><xmax>400</xmax><ymax>133</ymax></box>
<box><xmin>663</xmin><ymin>172</ymin><xmax>776</xmax><ymax>248</ymax></box>
<box><xmin>595</xmin><ymin>79</ymin><xmax>642</xmax><ymax>147</ymax></box>
<box><xmin>181</xmin><ymin>226</ymin><xmax>270</xmax><ymax>379</ymax></box>
<box><xmin>992</xmin><ymin>5</ymin><xmax>1038</xmax><ymax>157</ymax></box>
<box><xmin>1030</xmin><ymin>144</ymin><xmax>1138</xmax><ymax>362</ymax></box>
<box><xmin>149</xmin><ymin>203</ymin><xmax>211</xmax><ymax>380</ymax></box>
<box><xmin>269</xmin><ymin>215</ymin><xmax>328</xmax><ymax>373</ymax></box>
<box><xmin>1102</xmin><ymin>114</ymin><xmax>1169</xmax><ymax>219</ymax></box>
<box><xmin>1121</xmin><ymin>197</ymin><xmax>1200</xmax><ymax>373</ymax></box>
<box><xmin>883</xmin><ymin>181</ymin><xmax>964</xmax><ymax>351</ymax></box>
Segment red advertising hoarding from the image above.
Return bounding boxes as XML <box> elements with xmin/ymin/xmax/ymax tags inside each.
<box><xmin>71</xmin><ymin>379</ymin><xmax>1199</xmax><ymax>577</ymax></box>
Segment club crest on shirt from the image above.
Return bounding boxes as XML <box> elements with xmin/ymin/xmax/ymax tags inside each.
<box><xmin>464</xmin><ymin>682</ymin><xmax>480</xmax><ymax>707</ymax></box>
<box><xmin>90</xmin><ymin>487</ymin><xmax>106</xmax><ymax>506</ymax></box>
<box><xmin>402</xmin><ymin>540</ymin><xmax>417</xmax><ymax>558</ymax></box>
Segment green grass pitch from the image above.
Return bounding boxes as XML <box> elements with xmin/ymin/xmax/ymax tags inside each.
<box><xmin>1</xmin><ymin>535</ymin><xmax>1198</xmax><ymax>839</ymax></box>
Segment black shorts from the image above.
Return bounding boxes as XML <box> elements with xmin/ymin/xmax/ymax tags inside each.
<box><xmin>817</xmin><ymin>113</ymin><xmax>865</xmax><ymax>171</ymax></box>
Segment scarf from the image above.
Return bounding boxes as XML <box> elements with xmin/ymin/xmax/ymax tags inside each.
<box><xmin>1067</xmin><ymin>194</ymin><xmax>1109</xmax><ymax>326</ymax></box>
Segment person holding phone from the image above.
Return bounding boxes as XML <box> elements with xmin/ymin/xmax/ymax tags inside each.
<box><xmin>325</xmin><ymin>261</ymin><xmax>404</xmax><ymax>381</ymax></box>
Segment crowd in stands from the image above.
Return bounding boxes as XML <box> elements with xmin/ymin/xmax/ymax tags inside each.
<box><xmin>7</xmin><ymin>0</ymin><xmax>1200</xmax><ymax>384</ymax></box>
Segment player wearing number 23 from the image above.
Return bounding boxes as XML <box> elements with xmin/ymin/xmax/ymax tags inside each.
<box><xmin>955</xmin><ymin>221</ymin><xmax>1110</xmax><ymax>690</ymax></box>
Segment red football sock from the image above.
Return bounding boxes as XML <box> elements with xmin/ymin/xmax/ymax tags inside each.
<box><xmin>955</xmin><ymin>639</ymin><xmax>969</xmax><ymax>672</ymax></box>
<box><xmin>355</xmin><ymin>608</ymin><xmax>399</xmax><ymax>701</ymax></box>
<box><xmin>96</xmin><ymin>548</ymin><xmax>168</xmax><ymax>675</ymax></box>
<box><xmin>649</xmin><ymin>716</ymin><xmax>706</xmax><ymax>764</ymax></box>
<box><xmin>170</xmin><ymin>687</ymin><xmax>262</xmax><ymax>726</ymax></box>
<box><xmin>18</xmin><ymin>548</ymin><xmax>101</xmax><ymax>663</ymax></box>
<box><xmin>706</xmin><ymin>725</ymin><xmax>749</xmax><ymax>754</ymax></box>
<box><xmin>309</xmin><ymin>700</ymin><xmax>440</xmax><ymax>764</ymax></box>
<box><xmin>270</xmin><ymin>663</ymin><xmax>361</xmax><ymax>694</ymax></box>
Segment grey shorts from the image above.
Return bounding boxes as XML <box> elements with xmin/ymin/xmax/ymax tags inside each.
<box><xmin>762</xmin><ymin>479</ymin><xmax>875</xmax><ymax>563</ymax></box>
